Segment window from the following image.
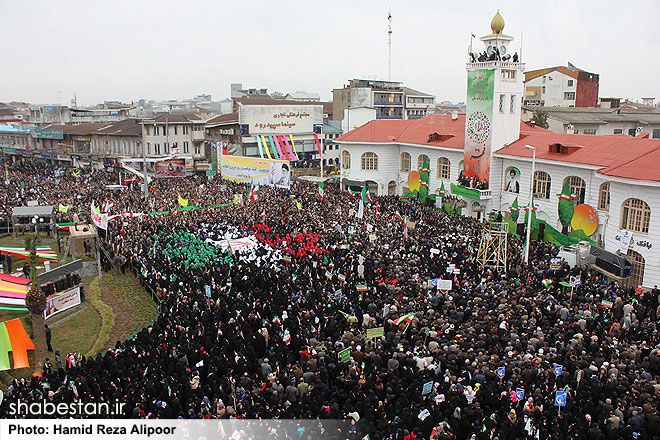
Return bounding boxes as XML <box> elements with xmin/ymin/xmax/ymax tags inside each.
<box><xmin>614</xmin><ymin>129</ymin><xmax>623</xmax><ymax>135</ymax></box>
<box><xmin>147</xmin><ymin>143</ymin><xmax>151</xmax><ymax>154</ymax></box>
<box><xmin>194</xmin><ymin>143</ymin><xmax>201</xmax><ymax>155</ymax></box>
<box><xmin>145</xmin><ymin>126</ymin><xmax>150</xmax><ymax>136</ymax></box>
<box><xmin>155</xmin><ymin>144</ymin><xmax>160</xmax><ymax>155</ymax></box>
<box><xmin>598</xmin><ymin>182</ymin><xmax>610</xmax><ymax>211</ymax></box>
<box><xmin>626</xmin><ymin>250</ymin><xmax>645</xmax><ymax>288</ymax></box>
<box><xmin>400</xmin><ymin>152</ymin><xmax>411</xmax><ymax>172</ymax></box>
<box><xmin>342</xmin><ymin>150</ymin><xmax>351</xmax><ymax>169</ymax></box>
<box><xmin>183</xmin><ymin>125</ymin><xmax>190</xmax><ymax>135</ymax></box>
<box><xmin>502</xmin><ymin>70</ymin><xmax>516</xmax><ymax>80</ymax></box>
<box><xmin>565</xmin><ymin>176</ymin><xmax>586</xmax><ymax>204</ymax></box>
<box><xmin>628</xmin><ymin>128</ymin><xmax>637</xmax><ymax>137</ymax></box>
<box><xmin>564</xmin><ymin>92</ymin><xmax>576</xmax><ymax>100</ymax></box>
<box><xmin>437</xmin><ymin>157</ymin><xmax>450</xmax><ymax>179</ymax></box>
<box><xmin>510</xmin><ymin>95</ymin><xmax>517</xmax><ymax>113</ymax></box>
<box><xmin>583</xmin><ymin>129</ymin><xmax>597</xmax><ymax>135</ymax></box>
<box><xmin>388</xmin><ymin>181</ymin><xmax>396</xmax><ymax>196</ymax></box>
<box><xmin>183</xmin><ymin>141</ymin><xmax>189</xmax><ymax>153</ymax></box>
<box><xmin>533</xmin><ymin>171</ymin><xmax>551</xmax><ymax>199</ymax></box>
<box><xmin>154</xmin><ymin>125</ymin><xmax>158</xmax><ymax>136</ymax></box>
<box><xmin>499</xmin><ymin>94</ymin><xmax>505</xmax><ymax>113</ymax></box>
<box><xmin>542</xmin><ymin>86</ymin><xmax>546</xmax><ymax>93</ymax></box>
<box><xmin>418</xmin><ymin>154</ymin><xmax>429</xmax><ymax>171</ymax></box>
<box><xmin>653</xmin><ymin>128</ymin><xmax>660</xmax><ymax>139</ymax></box>
<box><xmin>621</xmin><ymin>198</ymin><xmax>651</xmax><ymax>234</ymax></box>
<box><xmin>567</xmin><ymin>80</ymin><xmax>574</xmax><ymax>87</ymax></box>
<box><xmin>361</xmin><ymin>152</ymin><xmax>378</xmax><ymax>170</ymax></box>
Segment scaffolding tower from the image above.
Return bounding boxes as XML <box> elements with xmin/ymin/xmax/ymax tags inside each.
<box><xmin>476</xmin><ymin>222</ymin><xmax>508</xmax><ymax>270</ymax></box>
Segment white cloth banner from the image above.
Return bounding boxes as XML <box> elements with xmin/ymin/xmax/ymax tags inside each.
<box><xmin>619</xmin><ymin>230</ymin><xmax>633</xmax><ymax>254</ymax></box>
<box><xmin>90</xmin><ymin>201</ymin><xmax>108</xmax><ymax>230</ymax></box>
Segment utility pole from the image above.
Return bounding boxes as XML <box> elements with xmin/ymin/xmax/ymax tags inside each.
<box><xmin>387</xmin><ymin>9</ymin><xmax>393</xmax><ymax>82</ymax></box>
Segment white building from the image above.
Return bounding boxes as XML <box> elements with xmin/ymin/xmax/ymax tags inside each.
<box><xmin>524</xmin><ymin>63</ymin><xmax>599</xmax><ymax>108</ymax></box>
<box><xmin>495</xmin><ymin>133</ymin><xmax>660</xmax><ymax>288</ymax></box>
<box><xmin>336</xmin><ymin>11</ymin><xmax>660</xmax><ymax>288</ymax></box>
<box><xmin>141</xmin><ymin>114</ymin><xmax>206</xmax><ymax>159</ymax></box>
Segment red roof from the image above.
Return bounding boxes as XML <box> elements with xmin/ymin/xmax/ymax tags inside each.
<box><xmin>497</xmin><ymin>133</ymin><xmax>660</xmax><ymax>182</ymax></box>
<box><xmin>207</xmin><ymin>112</ymin><xmax>238</xmax><ymax>126</ymax></box>
<box><xmin>336</xmin><ymin>114</ymin><xmax>549</xmax><ymax>150</ymax></box>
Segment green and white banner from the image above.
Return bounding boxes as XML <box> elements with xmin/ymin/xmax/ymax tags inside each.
<box><xmin>464</xmin><ymin>69</ymin><xmax>494</xmax><ymax>187</ymax></box>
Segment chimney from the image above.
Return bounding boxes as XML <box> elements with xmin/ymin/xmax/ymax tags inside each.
<box><xmin>451</xmin><ymin>111</ymin><xmax>458</xmax><ymax>120</ymax></box>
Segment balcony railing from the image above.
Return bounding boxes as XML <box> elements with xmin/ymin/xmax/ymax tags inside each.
<box><xmin>466</xmin><ymin>61</ymin><xmax>525</xmax><ymax>70</ymax></box>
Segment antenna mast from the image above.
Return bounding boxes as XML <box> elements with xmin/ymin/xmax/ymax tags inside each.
<box><xmin>388</xmin><ymin>8</ymin><xmax>392</xmax><ymax>81</ymax></box>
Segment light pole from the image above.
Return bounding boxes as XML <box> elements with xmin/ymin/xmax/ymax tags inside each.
<box><xmin>142</xmin><ymin>118</ymin><xmax>148</xmax><ymax>200</ymax></box>
<box><xmin>523</xmin><ymin>144</ymin><xmax>536</xmax><ymax>265</ymax></box>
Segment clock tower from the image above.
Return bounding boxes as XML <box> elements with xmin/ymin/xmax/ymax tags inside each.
<box><xmin>463</xmin><ymin>11</ymin><xmax>525</xmax><ymax>188</ymax></box>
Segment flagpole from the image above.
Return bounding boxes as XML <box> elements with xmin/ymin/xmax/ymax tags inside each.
<box><xmin>523</xmin><ymin>145</ymin><xmax>536</xmax><ymax>265</ymax></box>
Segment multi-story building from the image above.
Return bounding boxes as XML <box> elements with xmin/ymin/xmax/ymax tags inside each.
<box><xmin>336</xmin><ymin>12</ymin><xmax>660</xmax><ymax>288</ymax></box>
<box><xmin>524</xmin><ymin>63</ymin><xmax>599</xmax><ymax>107</ymax></box>
<box><xmin>332</xmin><ymin>79</ymin><xmax>435</xmax><ymax>122</ymax></box>
<box><xmin>91</xmin><ymin>119</ymin><xmax>143</xmax><ymax>158</ymax></box>
<box><xmin>28</xmin><ymin>104</ymin><xmax>135</xmax><ymax>125</ymax></box>
<box><xmin>522</xmin><ymin>105</ymin><xmax>660</xmax><ymax>138</ymax></box>
<box><xmin>141</xmin><ymin>114</ymin><xmax>206</xmax><ymax>159</ymax></box>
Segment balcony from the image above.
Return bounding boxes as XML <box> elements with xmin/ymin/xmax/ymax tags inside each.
<box><xmin>374</xmin><ymin>101</ymin><xmax>403</xmax><ymax>106</ymax></box>
<box><xmin>450</xmin><ymin>183</ymin><xmax>491</xmax><ymax>200</ymax></box>
<box><xmin>466</xmin><ymin>61</ymin><xmax>525</xmax><ymax>70</ymax></box>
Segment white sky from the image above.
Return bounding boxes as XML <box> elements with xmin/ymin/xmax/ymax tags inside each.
<box><xmin>2</xmin><ymin>0</ymin><xmax>659</xmax><ymax>106</ymax></box>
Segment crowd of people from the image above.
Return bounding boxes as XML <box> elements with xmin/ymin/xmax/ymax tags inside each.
<box><xmin>1</xmin><ymin>159</ymin><xmax>659</xmax><ymax>440</ymax></box>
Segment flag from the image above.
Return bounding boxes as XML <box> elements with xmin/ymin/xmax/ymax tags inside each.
<box><xmin>325</xmin><ymin>271</ymin><xmax>333</xmax><ymax>280</ymax></box>
<box><xmin>395</xmin><ymin>211</ymin><xmax>403</xmax><ymax>221</ymax></box>
<box><xmin>403</xmin><ymin>215</ymin><xmax>408</xmax><ymax>239</ymax></box>
<box><xmin>273</xmin><ymin>316</ymin><xmax>281</xmax><ymax>325</ymax></box>
<box><xmin>58</xmin><ymin>203</ymin><xmax>68</xmax><ymax>213</ymax></box>
<box><xmin>178</xmin><ymin>194</ymin><xmax>188</xmax><ymax>207</ymax></box>
<box><xmin>360</xmin><ymin>186</ymin><xmax>370</xmax><ymax>204</ymax></box>
<box><xmin>232</xmin><ymin>194</ymin><xmax>243</xmax><ymax>205</ymax></box>
<box><xmin>347</xmin><ymin>187</ymin><xmax>357</xmax><ymax>198</ymax></box>
<box><xmin>260</xmin><ymin>211</ymin><xmax>266</xmax><ymax>218</ymax></box>
<box><xmin>357</xmin><ymin>196</ymin><xmax>364</xmax><ymax>219</ymax></box>
<box><xmin>283</xmin><ymin>330</ymin><xmax>291</xmax><ymax>345</ymax></box>
<box><xmin>394</xmin><ymin>312</ymin><xmax>416</xmax><ymax>325</ymax></box>
<box><xmin>356</xmin><ymin>284</ymin><xmax>367</xmax><ymax>292</ymax></box>
<box><xmin>339</xmin><ymin>310</ymin><xmax>350</xmax><ymax>320</ymax></box>
<box><xmin>318</xmin><ymin>181</ymin><xmax>324</xmax><ymax>199</ymax></box>
<box><xmin>282</xmin><ymin>255</ymin><xmax>292</xmax><ymax>263</ymax></box>
<box><xmin>102</xmin><ymin>201</ymin><xmax>114</xmax><ymax>213</ymax></box>
<box><xmin>296</xmin><ymin>201</ymin><xmax>302</xmax><ymax>210</ymax></box>
<box><xmin>438</xmin><ymin>182</ymin><xmax>447</xmax><ymax>196</ymax></box>
<box><xmin>337</xmin><ymin>273</ymin><xmax>346</xmax><ymax>282</ymax></box>
<box><xmin>248</xmin><ymin>182</ymin><xmax>260</xmax><ymax>202</ymax></box>
<box><xmin>225</xmin><ymin>240</ymin><xmax>234</xmax><ymax>256</ymax></box>
<box><xmin>92</xmin><ymin>201</ymin><xmax>100</xmax><ymax>214</ymax></box>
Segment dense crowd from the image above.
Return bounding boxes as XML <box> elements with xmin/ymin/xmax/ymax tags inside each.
<box><xmin>1</xmin><ymin>160</ymin><xmax>659</xmax><ymax>440</ymax></box>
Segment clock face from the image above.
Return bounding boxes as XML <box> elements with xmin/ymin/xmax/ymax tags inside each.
<box><xmin>500</xmin><ymin>45</ymin><xmax>507</xmax><ymax>55</ymax></box>
<box><xmin>486</xmin><ymin>45</ymin><xmax>495</xmax><ymax>56</ymax></box>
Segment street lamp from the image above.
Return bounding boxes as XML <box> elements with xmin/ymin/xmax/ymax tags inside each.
<box><xmin>523</xmin><ymin>144</ymin><xmax>536</xmax><ymax>265</ymax></box>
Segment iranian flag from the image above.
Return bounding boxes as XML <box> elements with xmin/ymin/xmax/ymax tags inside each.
<box><xmin>273</xmin><ymin>316</ymin><xmax>281</xmax><ymax>325</ymax></box>
<box><xmin>337</xmin><ymin>273</ymin><xmax>346</xmax><ymax>282</ymax></box>
<box><xmin>325</xmin><ymin>271</ymin><xmax>333</xmax><ymax>280</ymax></box>
<box><xmin>318</xmin><ymin>181</ymin><xmax>324</xmax><ymax>199</ymax></box>
<box><xmin>248</xmin><ymin>182</ymin><xmax>260</xmax><ymax>202</ymax></box>
<box><xmin>394</xmin><ymin>312</ymin><xmax>416</xmax><ymax>325</ymax></box>
<box><xmin>283</xmin><ymin>330</ymin><xmax>291</xmax><ymax>345</ymax></box>
<box><xmin>347</xmin><ymin>187</ymin><xmax>357</xmax><ymax>198</ymax></box>
<box><xmin>395</xmin><ymin>211</ymin><xmax>403</xmax><ymax>221</ymax></box>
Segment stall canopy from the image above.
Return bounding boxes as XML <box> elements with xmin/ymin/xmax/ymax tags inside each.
<box><xmin>590</xmin><ymin>246</ymin><xmax>633</xmax><ymax>278</ymax></box>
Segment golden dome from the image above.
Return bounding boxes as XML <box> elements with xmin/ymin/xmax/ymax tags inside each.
<box><xmin>491</xmin><ymin>11</ymin><xmax>505</xmax><ymax>34</ymax></box>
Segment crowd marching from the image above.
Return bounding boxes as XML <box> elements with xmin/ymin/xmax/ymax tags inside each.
<box><xmin>1</xmin><ymin>161</ymin><xmax>659</xmax><ymax>440</ymax></box>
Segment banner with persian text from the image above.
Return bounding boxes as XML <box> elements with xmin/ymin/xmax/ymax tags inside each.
<box><xmin>464</xmin><ymin>69</ymin><xmax>495</xmax><ymax>187</ymax></box>
<box><xmin>220</xmin><ymin>155</ymin><xmax>290</xmax><ymax>189</ymax></box>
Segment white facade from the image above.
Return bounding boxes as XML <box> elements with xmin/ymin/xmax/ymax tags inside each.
<box><xmin>339</xmin><ymin>142</ymin><xmax>463</xmax><ymax>197</ymax></box>
<box><xmin>142</xmin><ymin>118</ymin><xmax>206</xmax><ymax>159</ymax></box>
<box><xmin>342</xmin><ymin>107</ymin><xmax>376</xmax><ymax>134</ymax></box>
<box><xmin>525</xmin><ymin>71</ymin><xmax>578</xmax><ymax>107</ymax></box>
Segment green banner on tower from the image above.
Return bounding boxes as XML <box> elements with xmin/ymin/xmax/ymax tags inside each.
<box><xmin>464</xmin><ymin>69</ymin><xmax>495</xmax><ymax>187</ymax></box>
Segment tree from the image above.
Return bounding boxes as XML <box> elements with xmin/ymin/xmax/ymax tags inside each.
<box><xmin>532</xmin><ymin>110</ymin><xmax>549</xmax><ymax>129</ymax></box>
<box><xmin>24</xmin><ymin>237</ymin><xmax>46</xmax><ymax>372</ymax></box>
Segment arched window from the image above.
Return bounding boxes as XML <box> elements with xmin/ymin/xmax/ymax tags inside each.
<box><xmin>598</xmin><ymin>182</ymin><xmax>610</xmax><ymax>211</ymax></box>
<box><xmin>533</xmin><ymin>171</ymin><xmax>551</xmax><ymax>199</ymax></box>
<box><xmin>621</xmin><ymin>198</ymin><xmax>651</xmax><ymax>234</ymax></box>
<box><xmin>437</xmin><ymin>157</ymin><xmax>450</xmax><ymax>179</ymax></box>
<box><xmin>458</xmin><ymin>160</ymin><xmax>464</xmax><ymax>175</ymax></box>
<box><xmin>564</xmin><ymin>176</ymin><xmax>586</xmax><ymax>204</ymax></box>
<box><xmin>388</xmin><ymin>180</ymin><xmax>396</xmax><ymax>196</ymax></box>
<box><xmin>361</xmin><ymin>152</ymin><xmax>378</xmax><ymax>170</ymax></box>
<box><xmin>418</xmin><ymin>154</ymin><xmax>430</xmax><ymax>171</ymax></box>
<box><xmin>341</xmin><ymin>150</ymin><xmax>351</xmax><ymax>169</ymax></box>
<box><xmin>627</xmin><ymin>249</ymin><xmax>645</xmax><ymax>287</ymax></box>
<box><xmin>400</xmin><ymin>152</ymin><xmax>411</xmax><ymax>172</ymax></box>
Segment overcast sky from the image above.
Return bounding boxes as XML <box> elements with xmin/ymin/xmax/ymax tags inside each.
<box><xmin>2</xmin><ymin>0</ymin><xmax>659</xmax><ymax>107</ymax></box>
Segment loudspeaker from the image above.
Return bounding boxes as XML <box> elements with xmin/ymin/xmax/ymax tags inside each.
<box><xmin>516</xmin><ymin>223</ymin><xmax>525</xmax><ymax>237</ymax></box>
<box><xmin>537</xmin><ymin>222</ymin><xmax>546</xmax><ymax>240</ymax></box>
<box><xmin>73</xmin><ymin>273</ymin><xmax>81</xmax><ymax>285</ymax></box>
